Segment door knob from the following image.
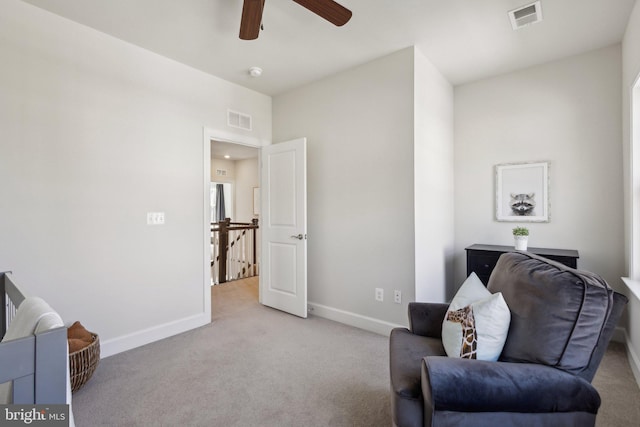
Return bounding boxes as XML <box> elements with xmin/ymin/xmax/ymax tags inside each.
<box><xmin>290</xmin><ymin>234</ymin><xmax>304</xmax><ymax>240</ymax></box>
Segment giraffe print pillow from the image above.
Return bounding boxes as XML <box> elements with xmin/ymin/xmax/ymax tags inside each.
<box><xmin>442</xmin><ymin>273</ymin><xmax>511</xmax><ymax>361</ymax></box>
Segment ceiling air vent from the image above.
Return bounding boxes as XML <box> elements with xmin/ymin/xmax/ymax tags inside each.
<box><xmin>509</xmin><ymin>1</ymin><xmax>542</xmax><ymax>30</ymax></box>
<box><xmin>227</xmin><ymin>109</ymin><xmax>252</xmax><ymax>131</ymax></box>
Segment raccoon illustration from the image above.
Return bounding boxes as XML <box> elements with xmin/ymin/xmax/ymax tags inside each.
<box><xmin>510</xmin><ymin>193</ymin><xmax>536</xmax><ymax>216</ymax></box>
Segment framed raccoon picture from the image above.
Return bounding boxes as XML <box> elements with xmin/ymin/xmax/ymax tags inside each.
<box><xmin>495</xmin><ymin>161</ymin><xmax>549</xmax><ymax>222</ymax></box>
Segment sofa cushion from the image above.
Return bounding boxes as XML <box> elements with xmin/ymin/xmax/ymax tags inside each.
<box><xmin>422</xmin><ymin>356</ymin><xmax>600</xmax><ymax>414</ymax></box>
<box><xmin>390</xmin><ymin>328</ymin><xmax>446</xmax><ymax>427</ymax></box>
<box><xmin>442</xmin><ymin>273</ymin><xmax>511</xmax><ymax>361</ymax></box>
<box><xmin>487</xmin><ymin>252</ymin><xmax>613</xmax><ymax>379</ymax></box>
<box><xmin>390</xmin><ymin>328</ymin><xmax>446</xmax><ymax>399</ymax></box>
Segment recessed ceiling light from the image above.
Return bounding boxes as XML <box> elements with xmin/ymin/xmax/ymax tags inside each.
<box><xmin>224</xmin><ymin>155</ymin><xmax>231</xmax><ymax>159</ymax></box>
<box><xmin>248</xmin><ymin>66</ymin><xmax>262</xmax><ymax>77</ymax></box>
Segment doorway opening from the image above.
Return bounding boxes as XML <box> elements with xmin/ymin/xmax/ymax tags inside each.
<box><xmin>210</xmin><ymin>139</ymin><xmax>261</xmax><ymax>320</ymax></box>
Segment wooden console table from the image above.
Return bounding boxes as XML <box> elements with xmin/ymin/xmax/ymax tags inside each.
<box><xmin>465</xmin><ymin>244</ymin><xmax>579</xmax><ymax>285</ymax></box>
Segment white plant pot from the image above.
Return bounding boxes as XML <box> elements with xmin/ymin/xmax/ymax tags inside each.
<box><xmin>514</xmin><ymin>236</ymin><xmax>528</xmax><ymax>251</ymax></box>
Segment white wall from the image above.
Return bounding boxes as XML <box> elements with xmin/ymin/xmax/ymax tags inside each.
<box><xmin>273</xmin><ymin>48</ymin><xmax>415</xmax><ymax>327</ymax></box>
<box><xmin>210</xmin><ymin>156</ymin><xmax>258</xmax><ymax>223</ymax></box>
<box><xmin>622</xmin><ymin>0</ymin><xmax>640</xmax><ymax>385</ymax></box>
<box><xmin>234</xmin><ymin>157</ymin><xmax>259</xmax><ymax>223</ymax></box>
<box><xmin>454</xmin><ymin>45</ymin><xmax>623</xmax><ymax>291</ymax></box>
<box><xmin>211</xmin><ymin>158</ymin><xmax>236</xmax><ymax>182</ymax></box>
<box><xmin>414</xmin><ymin>48</ymin><xmax>455</xmax><ymax>303</ymax></box>
<box><xmin>0</xmin><ymin>0</ymin><xmax>271</xmax><ymax>356</ymax></box>
<box><xmin>234</xmin><ymin>157</ymin><xmax>260</xmax><ymax>263</ymax></box>
<box><xmin>273</xmin><ymin>47</ymin><xmax>454</xmax><ymax>329</ymax></box>
<box><xmin>211</xmin><ymin>157</ymin><xmax>236</xmax><ymax>219</ymax></box>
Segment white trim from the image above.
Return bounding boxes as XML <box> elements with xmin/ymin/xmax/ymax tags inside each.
<box><xmin>620</xmin><ymin>327</ymin><xmax>640</xmax><ymax>389</ymax></box>
<box><xmin>203</xmin><ymin>128</ymin><xmax>212</xmax><ymax>319</ymax></box>
<box><xmin>618</xmin><ymin>277</ymin><xmax>640</xmax><ymax>388</ymax></box>
<box><xmin>100</xmin><ymin>313</ymin><xmax>210</xmax><ymax>358</ymax></box>
<box><xmin>620</xmin><ymin>277</ymin><xmax>640</xmax><ymax>388</ymax></box>
<box><xmin>204</xmin><ymin>127</ymin><xmax>267</xmax><ymax>148</ymax></box>
<box><xmin>307</xmin><ymin>302</ymin><xmax>406</xmax><ymax>336</ymax></box>
<box><xmin>622</xmin><ymin>277</ymin><xmax>640</xmax><ymax>301</ymax></box>
<box><xmin>630</xmin><ymin>75</ymin><xmax>640</xmax><ymax>278</ymax></box>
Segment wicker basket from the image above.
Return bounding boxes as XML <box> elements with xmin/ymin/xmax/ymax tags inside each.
<box><xmin>69</xmin><ymin>333</ymin><xmax>100</xmax><ymax>393</ymax></box>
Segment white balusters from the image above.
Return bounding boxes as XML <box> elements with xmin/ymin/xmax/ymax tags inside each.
<box><xmin>211</xmin><ymin>220</ymin><xmax>259</xmax><ymax>284</ymax></box>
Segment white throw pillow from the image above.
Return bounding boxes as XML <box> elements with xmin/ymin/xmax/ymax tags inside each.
<box><xmin>442</xmin><ymin>273</ymin><xmax>511</xmax><ymax>361</ymax></box>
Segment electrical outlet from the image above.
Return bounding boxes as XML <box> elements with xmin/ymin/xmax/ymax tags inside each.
<box><xmin>375</xmin><ymin>288</ymin><xmax>384</xmax><ymax>302</ymax></box>
<box><xmin>394</xmin><ymin>290</ymin><xmax>402</xmax><ymax>304</ymax></box>
<box><xmin>147</xmin><ymin>212</ymin><xmax>165</xmax><ymax>225</ymax></box>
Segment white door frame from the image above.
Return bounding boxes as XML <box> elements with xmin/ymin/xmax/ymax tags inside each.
<box><xmin>202</xmin><ymin>127</ymin><xmax>267</xmax><ymax>320</ymax></box>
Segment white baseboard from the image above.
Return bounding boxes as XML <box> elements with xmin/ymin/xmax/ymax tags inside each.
<box><xmin>307</xmin><ymin>302</ymin><xmax>405</xmax><ymax>336</ymax></box>
<box><xmin>622</xmin><ymin>328</ymin><xmax>640</xmax><ymax>389</ymax></box>
<box><xmin>100</xmin><ymin>313</ymin><xmax>210</xmax><ymax>358</ymax></box>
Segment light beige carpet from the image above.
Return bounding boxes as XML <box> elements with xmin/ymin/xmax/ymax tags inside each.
<box><xmin>71</xmin><ymin>277</ymin><xmax>640</xmax><ymax>426</ymax></box>
<box><xmin>593</xmin><ymin>341</ymin><xmax>640</xmax><ymax>426</ymax></box>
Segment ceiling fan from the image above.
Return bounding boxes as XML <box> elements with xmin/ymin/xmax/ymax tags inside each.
<box><xmin>239</xmin><ymin>0</ymin><xmax>352</xmax><ymax>40</ymax></box>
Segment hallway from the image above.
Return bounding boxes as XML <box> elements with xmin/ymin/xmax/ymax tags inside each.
<box><xmin>211</xmin><ymin>276</ymin><xmax>259</xmax><ymax>321</ymax></box>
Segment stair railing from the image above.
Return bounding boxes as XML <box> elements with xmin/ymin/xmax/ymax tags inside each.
<box><xmin>211</xmin><ymin>218</ymin><xmax>259</xmax><ymax>284</ymax></box>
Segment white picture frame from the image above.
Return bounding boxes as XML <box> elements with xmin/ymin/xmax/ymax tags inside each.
<box><xmin>495</xmin><ymin>162</ymin><xmax>549</xmax><ymax>222</ymax></box>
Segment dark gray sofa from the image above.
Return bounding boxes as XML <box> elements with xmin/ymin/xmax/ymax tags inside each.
<box><xmin>389</xmin><ymin>252</ymin><xmax>628</xmax><ymax>427</ymax></box>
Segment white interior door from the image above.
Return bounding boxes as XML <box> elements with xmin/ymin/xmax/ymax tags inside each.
<box><xmin>260</xmin><ymin>138</ymin><xmax>307</xmax><ymax>318</ymax></box>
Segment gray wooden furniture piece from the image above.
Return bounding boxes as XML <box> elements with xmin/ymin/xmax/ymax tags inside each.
<box><xmin>0</xmin><ymin>271</ymin><xmax>68</xmax><ymax>404</ymax></box>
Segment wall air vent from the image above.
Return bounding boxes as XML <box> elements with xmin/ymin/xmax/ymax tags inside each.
<box><xmin>227</xmin><ymin>109</ymin><xmax>252</xmax><ymax>131</ymax></box>
<box><xmin>509</xmin><ymin>1</ymin><xmax>543</xmax><ymax>30</ymax></box>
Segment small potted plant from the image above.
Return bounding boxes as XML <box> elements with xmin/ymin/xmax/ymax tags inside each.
<box><xmin>513</xmin><ymin>226</ymin><xmax>529</xmax><ymax>251</ymax></box>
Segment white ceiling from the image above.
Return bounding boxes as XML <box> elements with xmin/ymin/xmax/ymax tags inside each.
<box><xmin>211</xmin><ymin>140</ymin><xmax>259</xmax><ymax>160</ymax></box>
<box><xmin>21</xmin><ymin>0</ymin><xmax>636</xmax><ymax>96</ymax></box>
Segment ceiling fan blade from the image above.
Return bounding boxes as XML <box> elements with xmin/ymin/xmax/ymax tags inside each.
<box><xmin>239</xmin><ymin>0</ymin><xmax>265</xmax><ymax>40</ymax></box>
<box><xmin>292</xmin><ymin>0</ymin><xmax>352</xmax><ymax>27</ymax></box>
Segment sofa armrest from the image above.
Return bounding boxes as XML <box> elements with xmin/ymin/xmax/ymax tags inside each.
<box><xmin>421</xmin><ymin>356</ymin><xmax>600</xmax><ymax>414</ymax></box>
<box><xmin>408</xmin><ymin>302</ymin><xmax>449</xmax><ymax>338</ymax></box>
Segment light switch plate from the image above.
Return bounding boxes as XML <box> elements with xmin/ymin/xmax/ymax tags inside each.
<box><xmin>147</xmin><ymin>212</ymin><xmax>165</xmax><ymax>225</ymax></box>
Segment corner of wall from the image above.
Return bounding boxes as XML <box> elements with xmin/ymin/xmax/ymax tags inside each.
<box><xmin>412</xmin><ymin>46</ymin><xmax>455</xmax><ymax>303</ymax></box>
